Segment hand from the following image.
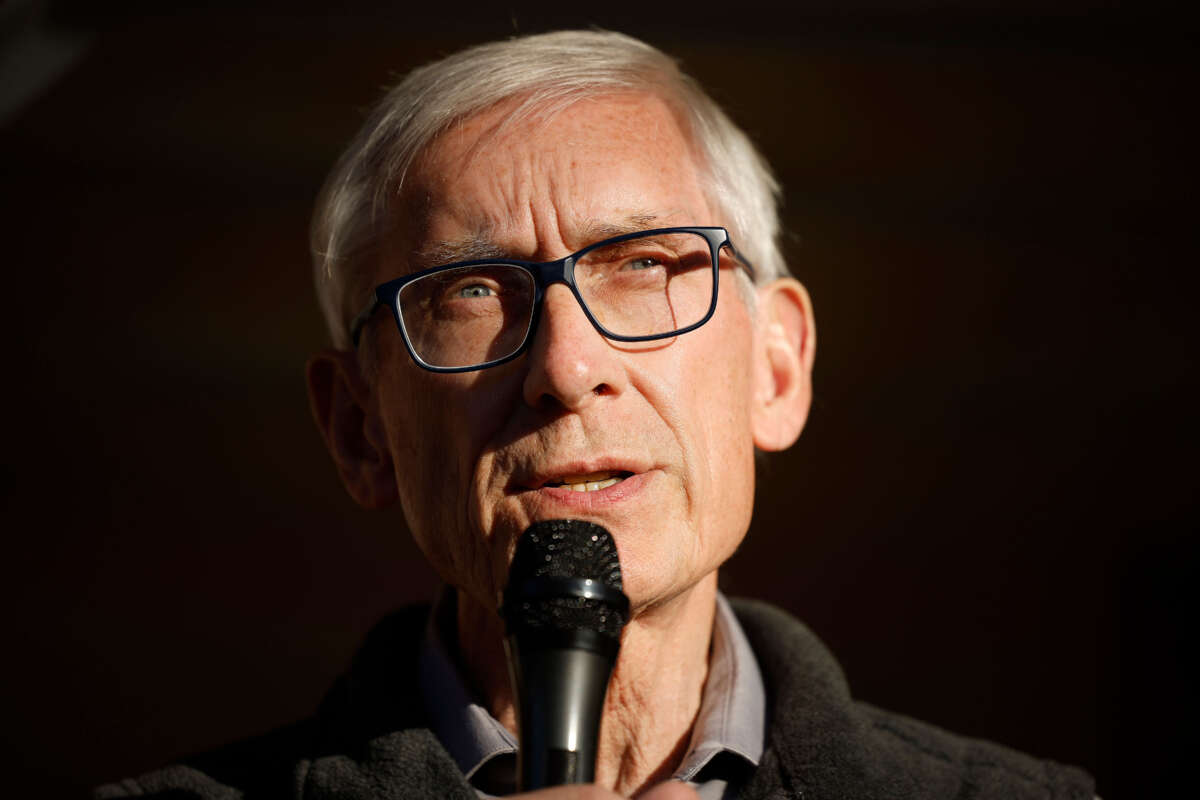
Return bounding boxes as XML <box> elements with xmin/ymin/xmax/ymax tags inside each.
<box><xmin>508</xmin><ymin>780</ymin><xmax>700</xmax><ymax>799</ymax></box>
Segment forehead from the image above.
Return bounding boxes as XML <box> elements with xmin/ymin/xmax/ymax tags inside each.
<box><xmin>391</xmin><ymin>91</ymin><xmax>713</xmax><ymax>263</ymax></box>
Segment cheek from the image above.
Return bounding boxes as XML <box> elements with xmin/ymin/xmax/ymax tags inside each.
<box><xmin>690</xmin><ymin>306</ymin><xmax>758</xmax><ymax>548</ymax></box>
<box><xmin>379</xmin><ymin>364</ymin><xmax>523</xmax><ymax>604</ymax></box>
<box><xmin>383</xmin><ymin>377</ymin><xmax>462</xmax><ymax>570</ymax></box>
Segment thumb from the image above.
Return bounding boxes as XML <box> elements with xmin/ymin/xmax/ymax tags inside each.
<box><xmin>638</xmin><ymin>780</ymin><xmax>700</xmax><ymax>800</ymax></box>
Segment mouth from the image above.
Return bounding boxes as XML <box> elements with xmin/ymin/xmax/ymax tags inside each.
<box><xmin>539</xmin><ymin>470</ymin><xmax>634</xmax><ymax>493</ymax></box>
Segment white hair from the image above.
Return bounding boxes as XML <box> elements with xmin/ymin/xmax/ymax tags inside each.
<box><xmin>311</xmin><ymin>29</ymin><xmax>787</xmax><ymax>349</ymax></box>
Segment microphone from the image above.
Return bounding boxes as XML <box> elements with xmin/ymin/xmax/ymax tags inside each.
<box><xmin>501</xmin><ymin>519</ymin><xmax>630</xmax><ymax>790</ymax></box>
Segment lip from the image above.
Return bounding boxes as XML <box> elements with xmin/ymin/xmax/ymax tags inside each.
<box><xmin>518</xmin><ymin>470</ymin><xmax>655</xmax><ymax>511</ymax></box>
<box><xmin>513</xmin><ymin>458</ymin><xmax>652</xmax><ymax>493</ymax></box>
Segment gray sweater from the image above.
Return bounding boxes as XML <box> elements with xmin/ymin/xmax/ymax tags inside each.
<box><xmin>96</xmin><ymin>599</ymin><xmax>1094</xmax><ymax>799</ymax></box>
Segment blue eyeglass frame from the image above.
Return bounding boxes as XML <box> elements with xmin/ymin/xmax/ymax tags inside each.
<box><xmin>348</xmin><ymin>225</ymin><xmax>753</xmax><ymax>374</ymax></box>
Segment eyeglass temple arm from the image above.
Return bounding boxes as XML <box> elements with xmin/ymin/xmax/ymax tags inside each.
<box><xmin>724</xmin><ymin>242</ymin><xmax>757</xmax><ymax>281</ymax></box>
<box><xmin>348</xmin><ymin>296</ymin><xmax>382</xmax><ymax>347</ymax></box>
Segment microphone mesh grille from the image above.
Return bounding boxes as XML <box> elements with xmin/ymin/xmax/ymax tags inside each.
<box><xmin>506</xmin><ymin>520</ymin><xmax>627</xmax><ymax>640</ymax></box>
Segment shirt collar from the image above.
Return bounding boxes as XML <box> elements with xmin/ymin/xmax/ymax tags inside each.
<box><xmin>418</xmin><ymin>588</ymin><xmax>765</xmax><ymax>790</ymax></box>
<box><xmin>417</xmin><ymin>589</ymin><xmax>517</xmax><ymax>784</ymax></box>
<box><xmin>673</xmin><ymin>592</ymin><xmax>766</xmax><ymax>782</ymax></box>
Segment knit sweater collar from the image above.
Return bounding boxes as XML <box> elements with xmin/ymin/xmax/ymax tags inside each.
<box><xmin>308</xmin><ymin>599</ymin><xmax>1094</xmax><ymax>800</ymax></box>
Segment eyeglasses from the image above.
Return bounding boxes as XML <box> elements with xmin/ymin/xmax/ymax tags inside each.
<box><xmin>349</xmin><ymin>226</ymin><xmax>752</xmax><ymax>373</ymax></box>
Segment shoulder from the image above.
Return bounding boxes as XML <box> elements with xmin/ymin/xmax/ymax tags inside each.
<box><xmin>729</xmin><ymin>597</ymin><xmax>1095</xmax><ymax>800</ymax></box>
<box><xmin>93</xmin><ymin>718</ymin><xmax>320</xmax><ymax>799</ymax></box>
<box><xmin>857</xmin><ymin>703</ymin><xmax>1095</xmax><ymax>799</ymax></box>
<box><xmin>93</xmin><ymin>605</ymin><xmax>472</xmax><ymax>800</ymax></box>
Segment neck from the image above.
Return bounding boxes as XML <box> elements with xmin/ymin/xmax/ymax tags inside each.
<box><xmin>457</xmin><ymin>574</ymin><xmax>718</xmax><ymax>797</ymax></box>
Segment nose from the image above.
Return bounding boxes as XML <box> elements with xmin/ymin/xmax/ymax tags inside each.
<box><xmin>521</xmin><ymin>283</ymin><xmax>626</xmax><ymax>412</ymax></box>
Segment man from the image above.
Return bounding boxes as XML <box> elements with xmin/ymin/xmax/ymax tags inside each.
<box><xmin>98</xmin><ymin>30</ymin><xmax>1094</xmax><ymax>800</ymax></box>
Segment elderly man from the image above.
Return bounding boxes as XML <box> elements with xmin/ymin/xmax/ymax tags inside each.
<box><xmin>97</xmin><ymin>30</ymin><xmax>1094</xmax><ymax>800</ymax></box>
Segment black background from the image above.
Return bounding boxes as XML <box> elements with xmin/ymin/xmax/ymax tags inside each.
<box><xmin>2</xmin><ymin>1</ymin><xmax>1193</xmax><ymax>797</ymax></box>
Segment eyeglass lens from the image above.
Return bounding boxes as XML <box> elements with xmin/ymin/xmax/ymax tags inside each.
<box><xmin>395</xmin><ymin>230</ymin><xmax>715</xmax><ymax>369</ymax></box>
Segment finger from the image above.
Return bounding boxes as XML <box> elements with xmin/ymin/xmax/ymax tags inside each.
<box><xmin>506</xmin><ymin>785</ymin><xmax>624</xmax><ymax>800</ymax></box>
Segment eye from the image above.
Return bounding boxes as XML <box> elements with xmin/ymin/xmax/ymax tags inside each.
<box><xmin>457</xmin><ymin>284</ymin><xmax>495</xmax><ymax>298</ymax></box>
<box><xmin>625</xmin><ymin>256</ymin><xmax>662</xmax><ymax>271</ymax></box>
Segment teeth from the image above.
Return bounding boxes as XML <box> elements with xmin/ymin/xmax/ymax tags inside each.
<box><xmin>552</xmin><ymin>472</ymin><xmax>626</xmax><ymax>492</ymax></box>
<box><xmin>571</xmin><ymin>476</ymin><xmax>621</xmax><ymax>492</ymax></box>
<box><xmin>561</xmin><ymin>472</ymin><xmax>615</xmax><ymax>483</ymax></box>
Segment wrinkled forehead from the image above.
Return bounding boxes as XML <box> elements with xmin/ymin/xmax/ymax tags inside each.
<box><xmin>383</xmin><ymin>90</ymin><xmax>713</xmax><ymax>272</ymax></box>
<box><xmin>418</xmin><ymin>89</ymin><xmax>700</xmax><ymax>173</ymax></box>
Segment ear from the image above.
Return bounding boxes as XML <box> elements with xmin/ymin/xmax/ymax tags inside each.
<box><xmin>305</xmin><ymin>349</ymin><xmax>398</xmax><ymax>510</ymax></box>
<box><xmin>751</xmin><ymin>278</ymin><xmax>816</xmax><ymax>451</ymax></box>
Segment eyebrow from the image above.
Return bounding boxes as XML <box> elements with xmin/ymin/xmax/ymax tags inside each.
<box><xmin>575</xmin><ymin>213</ymin><xmax>664</xmax><ymax>243</ymax></box>
<box><xmin>414</xmin><ymin>235</ymin><xmax>508</xmax><ymax>269</ymax></box>
<box><xmin>416</xmin><ymin>212</ymin><xmax>670</xmax><ymax>268</ymax></box>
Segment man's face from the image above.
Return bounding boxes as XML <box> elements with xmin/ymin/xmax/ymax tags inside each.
<box><xmin>368</xmin><ymin>92</ymin><xmax>762</xmax><ymax>613</ymax></box>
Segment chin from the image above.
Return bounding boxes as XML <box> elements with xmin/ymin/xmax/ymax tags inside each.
<box><xmin>620</xmin><ymin>563</ymin><xmax>718</xmax><ymax>619</ymax></box>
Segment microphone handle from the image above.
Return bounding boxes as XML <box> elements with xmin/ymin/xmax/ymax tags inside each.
<box><xmin>506</xmin><ymin>633</ymin><xmax>618</xmax><ymax>789</ymax></box>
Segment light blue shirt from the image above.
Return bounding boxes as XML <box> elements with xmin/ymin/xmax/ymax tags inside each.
<box><xmin>418</xmin><ymin>590</ymin><xmax>766</xmax><ymax>799</ymax></box>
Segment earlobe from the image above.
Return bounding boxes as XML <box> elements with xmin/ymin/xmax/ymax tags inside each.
<box><xmin>305</xmin><ymin>349</ymin><xmax>398</xmax><ymax>509</ymax></box>
<box><xmin>751</xmin><ymin>278</ymin><xmax>816</xmax><ymax>452</ymax></box>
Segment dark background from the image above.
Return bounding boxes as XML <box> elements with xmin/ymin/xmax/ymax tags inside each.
<box><xmin>2</xmin><ymin>1</ymin><xmax>1193</xmax><ymax>797</ymax></box>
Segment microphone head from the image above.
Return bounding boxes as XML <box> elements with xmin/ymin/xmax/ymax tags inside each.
<box><xmin>503</xmin><ymin>519</ymin><xmax>629</xmax><ymax>643</ymax></box>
